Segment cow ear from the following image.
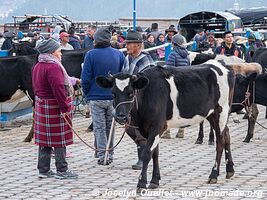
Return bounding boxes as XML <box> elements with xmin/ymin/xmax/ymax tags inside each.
<box><xmin>246</xmin><ymin>72</ymin><xmax>258</xmax><ymax>83</ymax></box>
<box><xmin>96</xmin><ymin>76</ymin><xmax>114</xmax><ymax>88</ymax></box>
<box><xmin>132</xmin><ymin>76</ymin><xmax>149</xmax><ymax>90</ymax></box>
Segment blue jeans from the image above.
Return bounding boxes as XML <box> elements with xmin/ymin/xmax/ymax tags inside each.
<box><xmin>89</xmin><ymin>100</ymin><xmax>114</xmax><ymax>160</ymax></box>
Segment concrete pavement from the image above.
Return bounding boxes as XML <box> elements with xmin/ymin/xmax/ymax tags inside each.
<box><xmin>0</xmin><ymin>106</ymin><xmax>266</xmax><ymax>200</ymax></box>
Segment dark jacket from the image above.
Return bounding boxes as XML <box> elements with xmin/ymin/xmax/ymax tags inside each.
<box><xmin>69</xmin><ymin>35</ymin><xmax>81</xmax><ymax>50</ymax></box>
<box><xmin>166</xmin><ymin>46</ymin><xmax>190</xmax><ymax>66</ymax></box>
<box><xmin>1</xmin><ymin>38</ymin><xmax>13</xmax><ymax>51</ymax></box>
<box><xmin>81</xmin><ymin>46</ymin><xmax>125</xmax><ymax>101</ymax></box>
<box><xmin>123</xmin><ymin>52</ymin><xmax>155</xmax><ymax>75</ymax></box>
<box><xmin>82</xmin><ymin>35</ymin><xmax>94</xmax><ymax>50</ymax></box>
<box><xmin>215</xmin><ymin>42</ymin><xmax>242</xmax><ymax>58</ymax></box>
<box><xmin>144</xmin><ymin>41</ymin><xmax>158</xmax><ymax>61</ymax></box>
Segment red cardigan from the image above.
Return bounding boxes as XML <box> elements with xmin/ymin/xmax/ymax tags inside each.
<box><xmin>32</xmin><ymin>62</ymin><xmax>70</xmax><ymax>113</ymax></box>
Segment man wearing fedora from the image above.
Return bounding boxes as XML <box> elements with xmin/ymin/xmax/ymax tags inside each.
<box><xmin>123</xmin><ymin>30</ymin><xmax>155</xmax><ymax>74</ymax></box>
<box><xmin>122</xmin><ymin>30</ymin><xmax>155</xmax><ymax>170</ymax></box>
<box><xmin>165</xmin><ymin>25</ymin><xmax>177</xmax><ymax>43</ymax></box>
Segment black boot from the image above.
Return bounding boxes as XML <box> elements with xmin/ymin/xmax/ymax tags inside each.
<box><xmin>132</xmin><ymin>145</ymin><xmax>145</xmax><ymax>170</ymax></box>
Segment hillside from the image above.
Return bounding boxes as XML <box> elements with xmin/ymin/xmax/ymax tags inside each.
<box><xmin>1</xmin><ymin>0</ymin><xmax>267</xmax><ymax>23</ymax></box>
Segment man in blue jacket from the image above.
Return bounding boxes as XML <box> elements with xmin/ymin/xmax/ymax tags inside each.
<box><xmin>81</xmin><ymin>27</ymin><xmax>125</xmax><ymax>165</ymax></box>
<box><xmin>166</xmin><ymin>33</ymin><xmax>190</xmax><ymax>66</ymax></box>
<box><xmin>82</xmin><ymin>25</ymin><xmax>96</xmax><ymax>50</ymax></box>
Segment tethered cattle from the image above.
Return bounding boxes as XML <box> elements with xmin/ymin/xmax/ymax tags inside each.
<box><xmin>96</xmin><ymin>60</ymin><xmax>235</xmax><ymax>190</ymax></box>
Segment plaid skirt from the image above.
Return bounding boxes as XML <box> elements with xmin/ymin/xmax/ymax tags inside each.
<box><xmin>34</xmin><ymin>96</ymin><xmax>74</xmax><ymax>147</ymax></box>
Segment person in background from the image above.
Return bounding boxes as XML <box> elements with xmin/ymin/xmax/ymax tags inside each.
<box><xmin>116</xmin><ymin>30</ymin><xmax>125</xmax><ymax>44</ymax></box>
<box><xmin>68</xmin><ymin>27</ymin><xmax>81</xmax><ymax>50</ymax></box>
<box><xmin>110</xmin><ymin>32</ymin><xmax>123</xmax><ymax>49</ymax></box>
<box><xmin>193</xmin><ymin>28</ymin><xmax>206</xmax><ymax>50</ymax></box>
<box><xmin>150</xmin><ymin>22</ymin><xmax>160</xmax><ymax>40</ymax></box>
<box><xmin>215</xmin><ymin>31</ymin><xmax>241</xmax><ymax>58</ymax></box>
<box><xmin>164</xmin><ymin>33</ymin><xmax>190</xmax><ymax>139</ymax></box>
<box><xmin>122</xmin><ymin>30</ymin><xmax>155</xmax><ymax>170</ymax></box>
<box><xmin>34</xmin><ymin>31</ymin><xmax>45</xmax><ymax>47</ymax></box>
<box><xmin>51</xmin><ymin>25</ymin><xmax>62</xmax><ymax>42</ymax></box>
<box><xmin>0</xmin><ymin>33</ymin><xmax>5</xmax><ymax>49</ymax></box>
<box><xmin>82</xmin><ymin>25</ymin><xmax>96</xmax><ymax>50</ymax></box>
<box><xmin>246</xmin><ymin>34</ymin><xmax>264</xmax><ymax>62</ymax></box>
<box><xmin>32</xmin><ymin>38</ymin><xmax>78</xmax><ymax>179</ymax></box>
<box><xmin>60</xmin><ymin>32</ymin><xmax>74</xmax><ymax>50</ymax></box>
<box><xmin>165</xmin><ymin>25</ymin><xmax>177</xmax><ymax>43</ymax></box>
<box><xmin>1</xmin><ymin>31</ymin><xmax>14</xmax><ymax>52</ymax></box>
<box><xmin>81</xmin><ymin>27</ymin><xmax>125</xmax><ymax>165</ymax></box>
<box><xmin>206</xmin><ymin>30</ymin><xmax>216</xmax><ymax>50</ymax></box>
<box><xmin>156</xmin><ymin>33</ymin><xmax>166</xmax><ymax>60</ymax></box>
<box><xmin>144</xmin><ymin>33</ymin><xmax>158</xmax><ymax>61</ymax></box>
<box><xmin>166</xmin><ymin>33</ymin><xmax>190</xmax><ymax>66</ymax></box>
<box><xmin>17</xmin><ymin>31</ymin><xmax>24</xmax><ymax>41</ymax></box>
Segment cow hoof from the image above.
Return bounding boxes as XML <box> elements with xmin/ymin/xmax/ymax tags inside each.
<box><xmin>233</xmin><ymin>119</ymin><xmax>240</xmax><ymax>123</ymax></box>
<box><xmin>136</xmin><ymin>187</ymin><xmax>146</xmax><ymax>194</ymax></box>
<box><xmin>207</xmin><ymin>178</ymin><xmax>218</xmax><ymax>184</ymax></box>
<box><xmin>208</xmin><ymin>141</ymin><xmax>214</xmax><ymax>145</ymax></box>
<box><xmin>226</xmin><ymin>171</ymin><xmax>235</xmax><ymax>179</ymax></box>
<box><xmin>23</xmin><ymin>137</ymin><xmax>32</xmax><ymax>142</ymax></box>
<box><xmin>148</xmin><ymin>183</ymin><xmax>159</xmax><ymax>189</ymax></box>
<box><xmin>243</xmin><ymin>138</ymin><xmax>251</xmax><ymax>143</ymax></box>
<box><xmin>195</xmin><ymin>139</ymin><xmax>203</xmax><ymax>144</ymax></box>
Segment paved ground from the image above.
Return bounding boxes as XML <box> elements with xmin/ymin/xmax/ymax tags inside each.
<box><xmin>0</xmin><ymin>106</ymin><xmax>267</xmax><ymax>200</ymax></box>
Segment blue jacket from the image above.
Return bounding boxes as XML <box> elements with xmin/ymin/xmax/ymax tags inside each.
<box><xmin>69</xmin><ymin>36</ymin><xmax>81</xmax><ymax>50</ymax></box>
<box><xmin>81</xmin><ymin>46</ymin><xmax>125</xmax><ymax>101</ymax></box>
<box><xmin>166</xmin><ymin>46</ymin><xmax>190</xmax><ymax>67</ymax></box>
<box><xmin>82</xmin><ymin>35</ymin><xmax>94</xmax><ymax>50</ymax></box>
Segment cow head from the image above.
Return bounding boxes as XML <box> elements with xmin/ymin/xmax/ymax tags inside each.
<box><xmin>96</xmin><ymin>73</ymin><xmax>149</xmax><ymax>124</ymax></box>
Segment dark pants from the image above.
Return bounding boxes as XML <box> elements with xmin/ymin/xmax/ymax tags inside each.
<box><xmin>37</xmin><ymin>146</ymin><xmax>68</xmax><ymax>173</ymax></box>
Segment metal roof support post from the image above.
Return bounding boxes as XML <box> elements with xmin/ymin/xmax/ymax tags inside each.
<box><xmin>133</xmin><ymin>0</ymin><xmax>136</xmax><ymax>30</ymax></box>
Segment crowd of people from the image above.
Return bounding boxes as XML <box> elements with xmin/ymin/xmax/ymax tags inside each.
<box><xmin>2</xmin><ymin>22</ymin><xmax>266</xmax><ymax>179</ymax></box>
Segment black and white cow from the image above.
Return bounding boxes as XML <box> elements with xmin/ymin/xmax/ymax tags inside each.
<box><xmin>96</xmin><ymin>60</ymin><xmax>235</xmax><ymax>190</ymax></box>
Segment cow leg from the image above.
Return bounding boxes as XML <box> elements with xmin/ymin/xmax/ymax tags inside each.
<box><xmin>224</xmin><ymin>126</ymin><xmax>235</xmax><ymax>179</ymax></box>
<box><xmin>24</xmin><ymin>107</ymin><xmax>34</xmax><ymax>142</ymax></box>
<box><xmin>208</xmin><ymin>124</ymin><xmax>215</xmax><ymax>145</ymax></box>
<box><xmin>23</xmin><ymin>124</ymin><xmax>34</xmax><ymax>142</ymax></box>
<box><xmin>148</xmin><ymin>145</ymin><xmax>160</xmax><ymax>189</ymax></box>
<box><xmin>195</xmin><ymin>121</ymin><xmax>204</xmax><ymax>144</ymax></box>
<box><xmin>137</xmin><ymin>128</ymin><xmax>162</xmax><ymax>192</ymax></box>
<box><xmin>243</xmin><ymin>104</ymin><xmax>259</xmax><ymax>143</ymax></box>
<box><xmin>207</xmin><ymin>113</ymin><xmax>225</xmax><ymax>184</ymax></box>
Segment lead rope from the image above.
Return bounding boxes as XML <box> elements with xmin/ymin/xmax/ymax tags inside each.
<box><xmin>62</xmin><ymin>113</ymin><xmax>127</xmax><ymax>151</ymax></box>
<box><xmin>232</xmin><ymin>81</ymin><xmax>267</xmax><ymax>130</ymax></box>
<box><xmin>61</xmin><ymin>94</ymin><xmax>139</xmax><ymax>152</ymax></box>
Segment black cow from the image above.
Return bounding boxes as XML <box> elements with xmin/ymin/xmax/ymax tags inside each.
<box><xmin>196</xmin><ymin>73</ymin><xmax>259</xmax><ymax>144</ymax></box>
<box><xmin>96</xmin><ymin>61</ymin><xmax>235</xmax><ymax>190</ymax></box>
<box><xmin>0</xmin><ymin>55</ymin><xmax>36</xmax><ymax>102</ymax></box>
<box><xmin>232</xmin><ymin>73</ymin><xmax>266</xmax><ymax>142</ymax></box>
<box><xmin>0</xmin><ymin>49</ymin><xmax>87</xmax><ymax>142</ymax></box>
<box><xmin>252</xmin><ymin>48</ymin><xmax>267</xmax><ymax>70</ymax></box>
<box><xmin>252</xmin><ymin>48</ymin><xmax>267</xmax><ymax>118</ymax></box>
<box><xmin>11</xmin><ymin>42</ymin><xmax>38</xmax><ymax>56</ymax></box>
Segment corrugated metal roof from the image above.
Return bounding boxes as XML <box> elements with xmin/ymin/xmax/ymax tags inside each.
<box><xmin>216</xmin><ymin>11</ymin><xmax>241</xmax><ymax>20</ymax></box>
